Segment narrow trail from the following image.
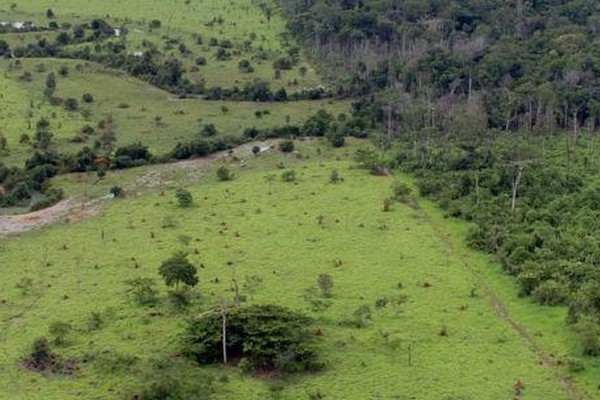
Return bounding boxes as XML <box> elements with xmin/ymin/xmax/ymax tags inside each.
<box><xmin>418</xmin><ymin>204</ymin><xmax>587</xmax><ymax>400</ymax></box>
<box><xmin>0</xmin><ymin>140</ymin><xmax>280</xmax><ymax>237</ymax></box>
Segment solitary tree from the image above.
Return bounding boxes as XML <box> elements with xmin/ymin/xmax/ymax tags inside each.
<box><xmin>44</xmin><ymin>73</ymin><xmax>56</xmax><ymax>98</ymax></box>
<box><xmin>159</xmin><ymin>252</ymin><xmax>199</xmax><ymax>289</ymax></box>
<box><xmin>34</xmin><ymin>118</ymin><xmax>53</xmax><ymax>150</ymax></box>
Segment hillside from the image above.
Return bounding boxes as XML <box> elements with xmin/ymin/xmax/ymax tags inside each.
<box><xmin>2</xmin><ymin>1</ymin><xmax>600</xmax><ymax>399</ymax></box>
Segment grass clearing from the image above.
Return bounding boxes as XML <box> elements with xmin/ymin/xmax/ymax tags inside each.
<box><xmin>0</xmin><ymin>142</ymin><xmax>587</xmax><ymax>399</ymax></box>
<box><xmin>1</xmin><ymin>0</ymin><xmax>322</xmax><ymax>89</ymax></box>
<box><xmin>0</xmin><ymin>58</ymin><xmax>349</xmax><ymax>167</ymax></box>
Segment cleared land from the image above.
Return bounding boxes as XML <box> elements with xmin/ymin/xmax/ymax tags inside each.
<box><xmin>0</xmin><ymin>141</ymin><xmax>592</xmax><ymax>399</ymax></box>
<box><xmin>0</xmin><ymin>58</ymin><xmax>348</xmax><ymax>167</ymax></box>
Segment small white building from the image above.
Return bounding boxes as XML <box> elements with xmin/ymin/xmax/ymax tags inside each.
<box><xmin>0</xmin><ymin>21</ymin><xmax>35</xmax><ymax>30</ymax></box>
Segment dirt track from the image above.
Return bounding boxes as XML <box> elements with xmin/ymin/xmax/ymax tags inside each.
<box><xmin>0</xmin><ymin>140</ymin><xmax>279</xmax><ymax>237</ymax></box>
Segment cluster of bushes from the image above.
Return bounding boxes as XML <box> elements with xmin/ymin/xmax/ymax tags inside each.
<box><xmin>182</xmin><ymin>304</ymin><xmax>323</xmax><ymax>373</ymax></box>
<box><xmin>0</xmin><ymin>107</ymin><xmax>368</xmax><ymax>211</ymax></box>
<box><xmin>9</xmin><ymin>21</ymin><xmax>201</xmax><ymax>94</ymax></box>
<box><xmin>243</xmin><ymin>110</ymin><xmax>366</xmax><ymax>144</ymax></box>
<box><xmin>169</xmin><ymin>136</ymin><xmax>245</xmax><ymax>160</ymax></box>
<box><xmin>0</xmin><ymin>142</ymin><xmax>152</xmax><ymax>210</ymax></box>
<box><xmin>5</xmin><ymin>19</ymin><xmax>331</xmax><ymax>100</ymax></box>
<box><xmin>204</xmin><ymin>81</ymin><xmax>333</xmax><ymax>102</ymax></box>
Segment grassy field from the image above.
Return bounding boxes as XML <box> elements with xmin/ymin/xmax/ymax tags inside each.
<box><xmin>0</xmin><ymin>141</ymin><xmax>594</xmax><ymax>399</ymax></box>
<box><xmin>0</xmin><ymin>0</ymin><xmax>322</xmax><ymax>89</ymax></box>
<box><xmin>0</xmin><ymin>58</ymin><xmax>348</xmax><ymax>167</ymax></box>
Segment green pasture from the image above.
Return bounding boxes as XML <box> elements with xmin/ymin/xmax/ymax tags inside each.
<box><xmin>0</xmin><ymin>142</ymin><xmax>590</xmax><ymax>399</ymax></box>
<box><xmin>0</xmin><ymin>58</ymin><xmax>348</xmax><ymax>167</ymax></box>
<box><xmin>0</xmin><ymin>0</ymin><xmax>322</xmax><ymax>89</ymax></box>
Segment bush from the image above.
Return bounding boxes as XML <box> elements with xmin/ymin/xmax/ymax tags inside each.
<box><xmin>49</xmin><ymin>321</ymin><xmax>72</xmax><ymax>345</ymax></box>
<box><xmin>279</xmin><ymin>140</ymin><xmax>294</xmax><ymax>153</ymax></box>
<box><xmin>195</xmin><ymin>56</ymin><xmax>207</xmax><ymax>66</ymax></box>
<box><xmin>201</xmin><ymin>124</ymin><xmax>217</xmax><ymax>137</ymax></box>
<box><xmin>216</xmin><ymin>166</ymin><xmax>234</xmax><ymax>181</ymax></box>
<box><xmin>64</xmin><ymin>98</ymin><xmax>79</xmax><ymax>111</ymax></box>
<box><xmin>22</xmin><ymin>336</ymin><xmax>75</xmax><ymax>374</ymax></box>
<box><xmin>329</xmin><ymin>170</ymin><xmax>341</xmax><ymax>184</ymax></box>
<box><xmin>531</xmin><ymin>280</ymin><xmax>568</xmax><ymax>306</ymax></box>
<box><xmin>317</xmin><ymin>274</ymin><xmax>334</xmax><ymax>297</ymax></box>
<box><xmin>125</xmin><ymin>278</ymin><xmax>159</xmax><ymax>306</ymax></box>
<box><xmin>82</xmin><ymin>93</ymin><xmax>94</xmax><ymax>103</ymax></box>
<box><xmin>110</xmin><ymin>186</ymin><xmax>124</xmax><ymax>198</ymax></box>
<box><xmin>215</xmin><ymin>48</ymin><xmax>231</xmax><ymax>61</ymax></box>
<box><xmin>281</xmin><ymin>170</ymin><xmax>297</xmax><ymax>182</ymax></box>
<box><xmin>149</xmin><ymin>19</ymin><xmax>162</xmax><ymax>29</ymax></box>
<box><xmin>273</xmin><ymin>57</ymin><xmax>293</xmax><ymax>70</ymax></box>
<box><xmin>327</xmin><ymin>131</ymin><xmax>345</xmax><ymax>147</ymax></box>
<box><xmin>238</xmin><ymin>59</ymin><xmax>254</xmax><ymax>73</ymax></box>
<box><xmin>175</xmin><ymin>188</ymin><xmax>193</xmax><ymax>207</ymax></box>
<box><xmin>183</xmin><ymin>304</ymin><xmax>322</xmax><ymax>373</ymax></box>
<box><xmin>29</xmin><ymin>188</ymin><xmax>63</xmax><ymax>212</ymax></box>
<box><xmin>115</xmin><ymin>142</ymin><xmax>152</xmax><ymax>162</ymax></box>
<box><xmin>576</xmin><ymin>320</ymin><xmax>600</xmax><ymax>356</ymax></box>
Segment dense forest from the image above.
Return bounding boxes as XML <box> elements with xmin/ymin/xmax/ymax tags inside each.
<box><xmin>280</xmin><ymin>0</ymin><xmax>600</xmax><ymax>135</ymax></box>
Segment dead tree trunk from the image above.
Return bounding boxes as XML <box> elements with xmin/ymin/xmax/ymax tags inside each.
<box><xmin>511</xmin><ymin>167</ymin><xmax>524</xmax><ymax>214</ymax></box>
<box><xmin>221</xmin><ymin>301</ymin><xmax>227</xmax><ymax>364</ymax></box>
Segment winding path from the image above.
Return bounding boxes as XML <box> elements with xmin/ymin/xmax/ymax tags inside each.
<box><xmin>0</xmin><ymin>140</ymin><xmax>280</xmax><ymax>237</ymax></box>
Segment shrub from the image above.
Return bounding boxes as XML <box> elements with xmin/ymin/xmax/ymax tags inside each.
<box><xmin>149</xmin><ymin>19</ymin><xmax>162</xmax><ymax>29</ymax></box>
<box><xmin>183</xmin><ymin>304</ymin><xmax>322</xmax><ymax>373</ymax></box>
<box><xmin>48</xmin><ymin>321</ymin><xmax>72</xmax><ymax>345</ymax></box>
<box><xmin>201</xmin><ymin>124</ymin><xmax>217</xmax><ymax>137</ymax></box>
<box><xmin>238</xmin><ymin>59</ymin><xmax>254</xmax><ymax>73</ymax></box>
<box><xmin>279</xmin><ymin>140</ymin><xmax>294</xmax><ymax>153</ymax></box>
<box><xmin>115</xmin><ymin>142</ymin><xmax>152</xmax><ymax>162</ymax></box>
<box><xmin>110</xmin><ymin>186</ymin><xmax>124</xmax><ymax>198</ymax></box>
<box><xmin>273</xmin><ymin>57</ymin><xmax>293</xmax><ymax>70</ymax></box>
<box><xmin>531</xmin><ymin>280</ymin><xmax>568</xmax><ymax>306</ymax></box>
<box><xmin>29</xmin><ymin>188</ymin><xmax>63</xmax><ymax>211</ymax></box>
<box><xmin>125</xmin><ymin>278</ymin><xmax>159</xmax><ymax>306</ymax></box>
<box><xmin>576</xmin><ymin>320</ymin><xmax>600</xmax><ymax>356</ymax></box>
<box><xmin>58</xmin><ymin>65</ymin><xmax>69</xmax><ymax>77</ymax></box>
<box><xmin>391</xmin><ymin>182</ymin><xmax>412</xmax><ymax>200</ymax></box>
<box><xmin>216</xmin><ymin>166</ymin><xmax>234</xmax><ymax>181</ymax></box>
<box><xmin>329</xmin><ymin>170</ymin><xmax>341</xmax><ymax>184</ymax></box>
<box><xmin>195</xmin><ymin>56</ymin><xmax>207</xmax><ymax>66</ymax></box>
<box><xmin>86</xmin><ymin>312</ymin><xmax>104</xmax><ymax>332</ymax></box>
<box><xmin>215</xmin><ymin>48</ymin><xmax>231</xmax><ymax>61</ymax></box>
<box><xmin>317</xmin><ymin>274</ymin><xmax>334</xmax><ymax>297</ymax></box>
<box><xmin>175</xmin><ymin>188</ymin><xmax>193</xmax><ymax>207</ymax></box>
<box><xmin>64</xmin><ymin>98</ymin><xmax>79</xmax><ymax>111</ymax></box>
<box><xmin>22</xmin><ymin>336</ymin><xmax>76</xmax><ymax>374</ymax></box>
<box><xmin>327</xmin><ymin>131</ymin><xmax>345</xmax><ymax>147</ymax></box>
<box><xmin>82</xmin><ymin>93</ymin><xmax>94</xmax><ymax>103</ymax></box>
<box><xmin>281</xmin><ymin>170</ymin><xmax>297</xmax><ymax>182</ymax></box>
